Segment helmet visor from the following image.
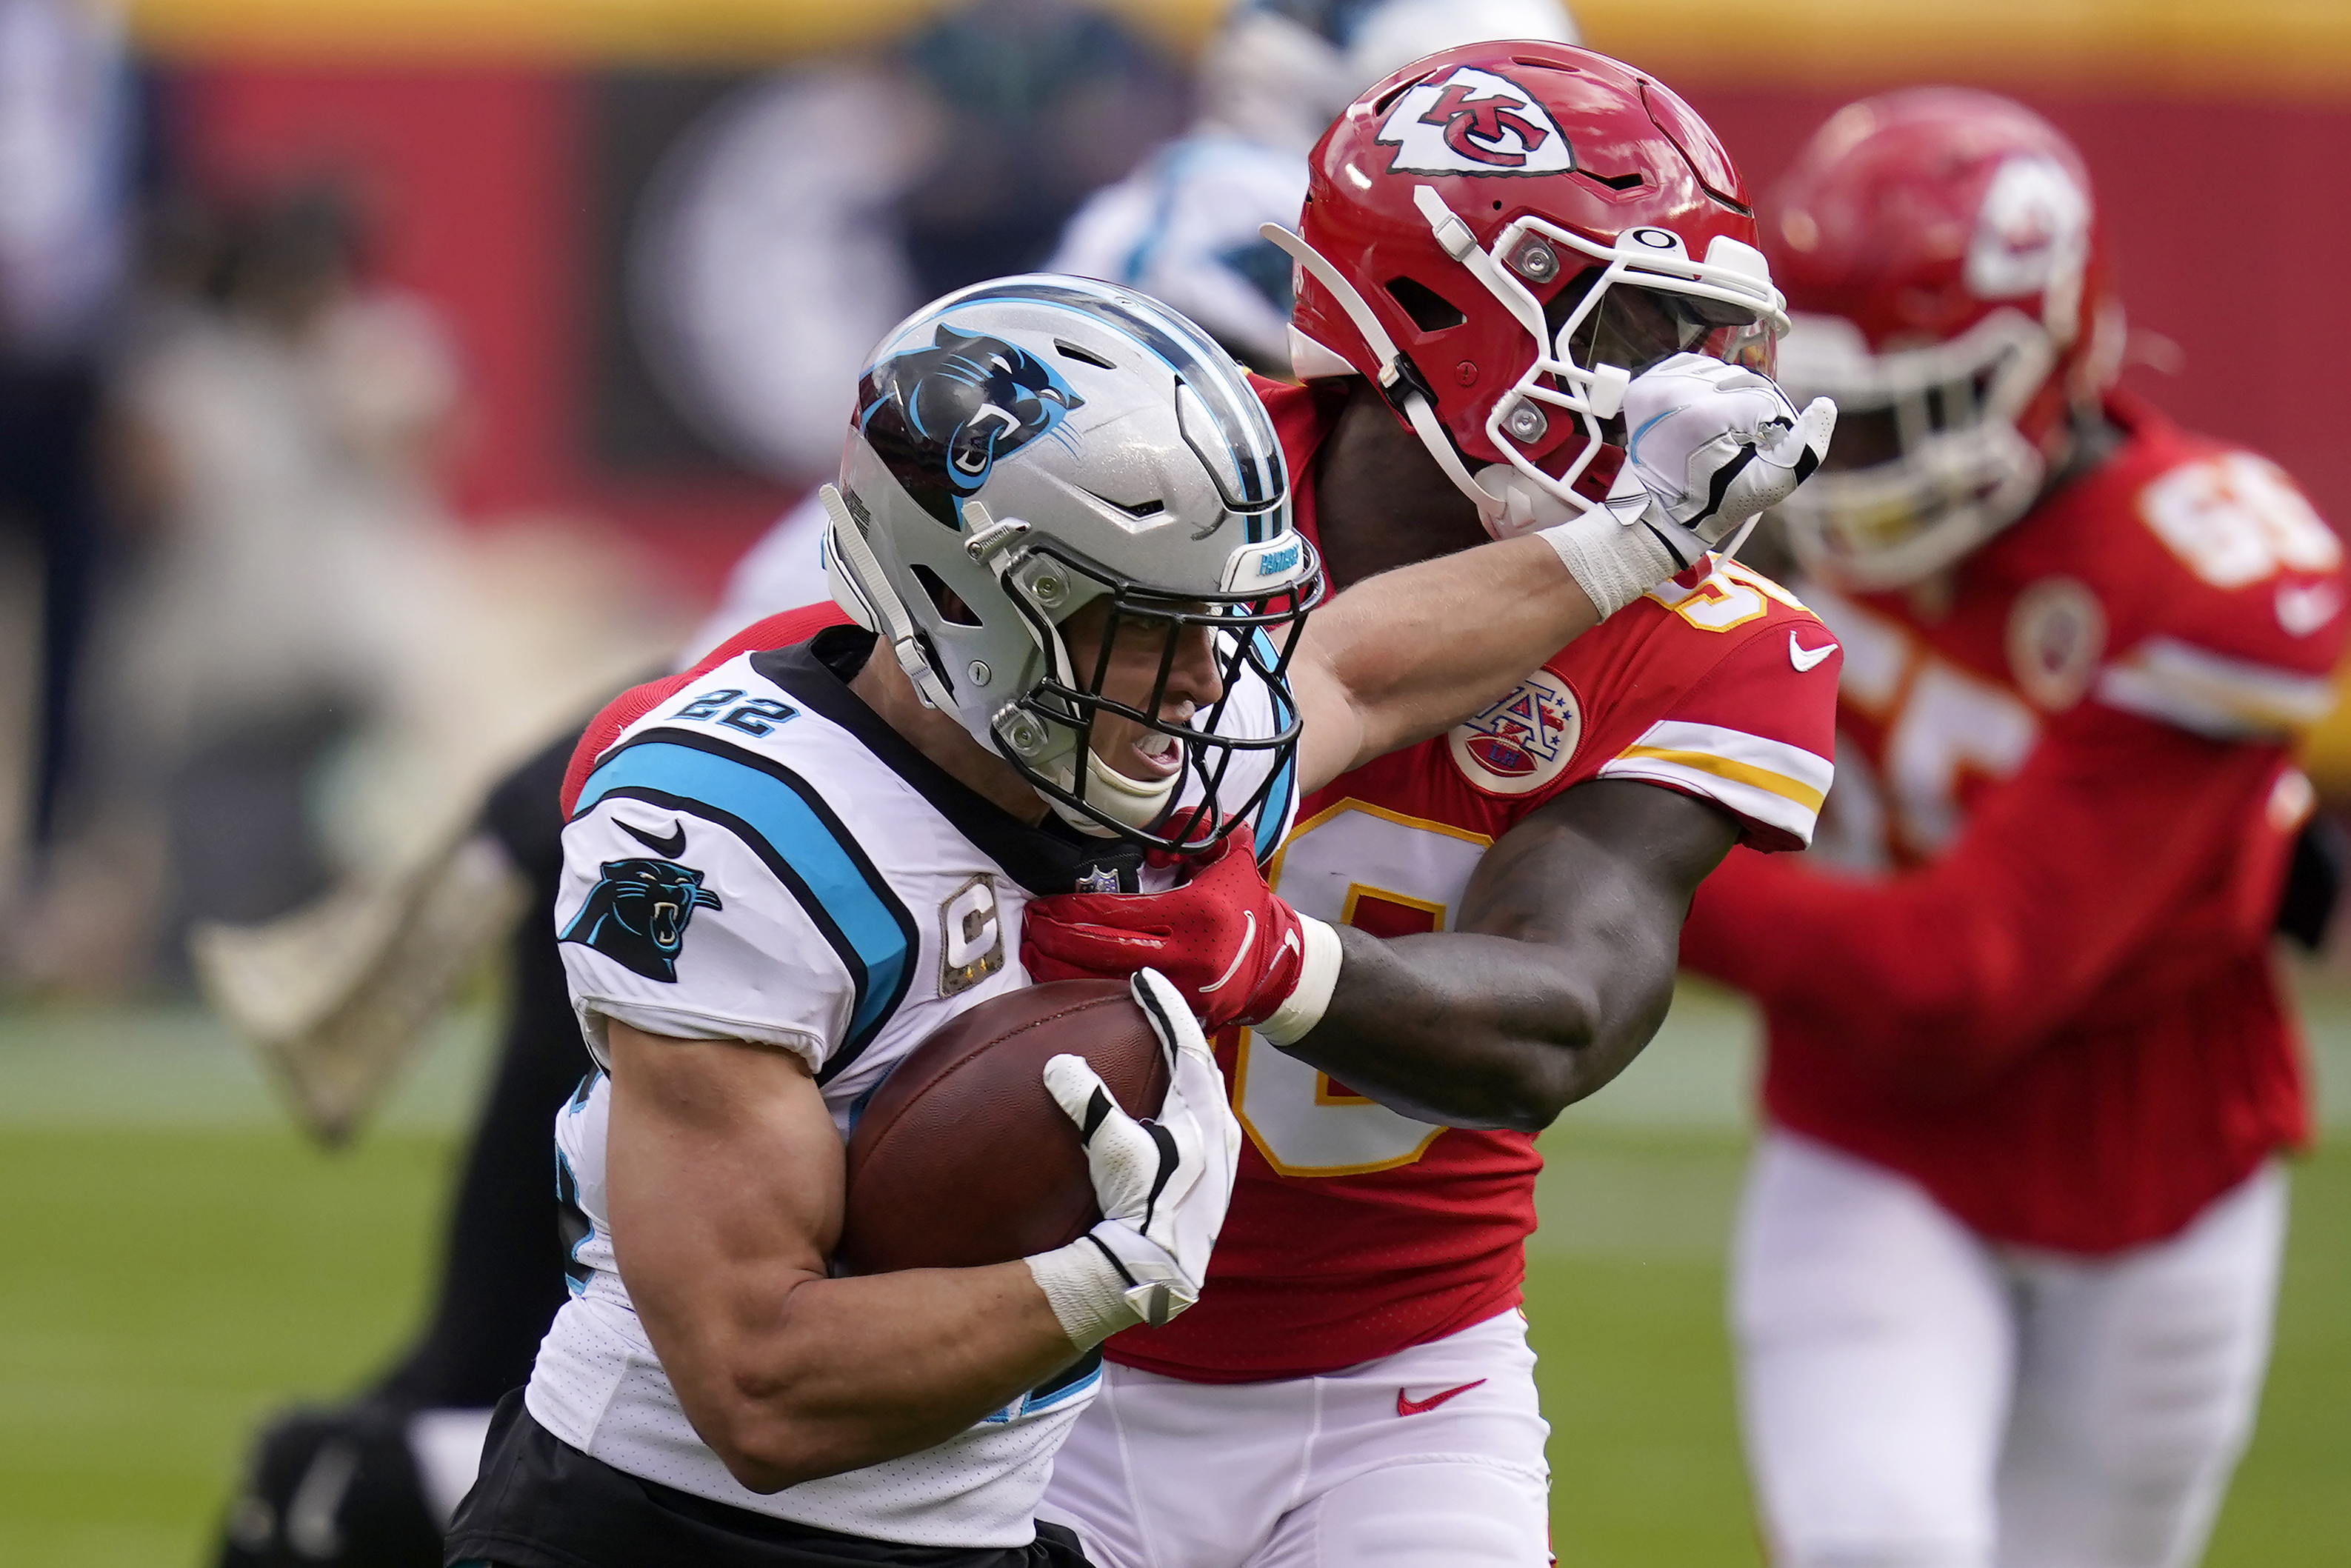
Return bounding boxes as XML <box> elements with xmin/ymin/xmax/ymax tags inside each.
<box><xmin>1550</xmin><ymin>275</ymin><xmax>1776</xmax><ymax>383</ymax></box>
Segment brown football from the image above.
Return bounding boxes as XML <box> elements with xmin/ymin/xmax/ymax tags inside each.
<box><xmin>836</xmin><ymin>978</ymin><xmax>1170</xmax><ymax>1275</ymax></box>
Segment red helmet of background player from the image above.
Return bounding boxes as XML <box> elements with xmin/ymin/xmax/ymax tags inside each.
<box><xmin>1766</xmin><ymin>87</ymin><xmax>2126</xmax><ymax>589</ymax></box>
<box><xmin>1267</xmin><ymin>41</ymin><xmax>1786</xmax><ymax>539</ymax></box>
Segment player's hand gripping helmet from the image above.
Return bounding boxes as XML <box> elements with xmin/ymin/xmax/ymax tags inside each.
<box><xmin>824</xmin><ymin>276</ymin><xmax>1322</xmax><ymax>853</ymax></box>
<box><xmin>1270</xmin><ymin>41</ymin><xmax>1790</xmax><ymax>539</ymax></box>
<box><xmin>1766</xmin><ymin>89</ymin><xmax>2125</xmax><ymax>590</ymax></box>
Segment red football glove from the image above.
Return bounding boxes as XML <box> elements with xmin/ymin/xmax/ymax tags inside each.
<box><xmin>1024</xmin><ymin>835</ymin><xmax>1331</xmax><ymax>1032</ymax></box>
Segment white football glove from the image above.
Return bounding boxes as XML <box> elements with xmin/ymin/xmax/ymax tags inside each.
<box><xmin>1536</xmin><ymin>353</ymin><xmax>1835</xmax><ymax>618</ymax></box>
<box><xmin>1623</xmin><ymin>351</ymin><xmax>1836</xmax><ymax>559</ymax></box>
<box><xmin>1023</xmin><ymin>968</ymin><xmax>1242</xmax><ymax>1345</ymax></box>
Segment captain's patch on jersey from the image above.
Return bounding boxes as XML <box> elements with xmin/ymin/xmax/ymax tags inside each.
<box><xmin>1377</xmin><ymin>67</ymin><xmax>1574</xmax><ymax>179</ymax></box>
<box><xmin>938</xmin><ymin>874</ymin><xmax>1005</xmax><ymax>996</ymax></box>
<box><xmin>1448</xmin><ymin>669</ymin><xmax>1583</xmax><ymax>795</ymax></box>
<box><xmin>561</xmin><ymin>856</ymin><xmax>723</xmax><ymax>983</ymax></box>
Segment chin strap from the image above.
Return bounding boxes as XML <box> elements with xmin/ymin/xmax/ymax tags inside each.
<box><xmin>818</xmin><ymin>484</ymin><xmax>957</xmax><ymax>713</ymax></box>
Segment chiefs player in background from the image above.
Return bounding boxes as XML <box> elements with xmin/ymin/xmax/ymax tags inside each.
<box><xmin>1679</xmin><ymin>90</ymin><xmax>2349</xmax><ymax>1568</ymax></box>
<box><xmin>1017</xmin><ymin>43</ymin><xmax>1840</xmax><ymax>1567</ymax></box>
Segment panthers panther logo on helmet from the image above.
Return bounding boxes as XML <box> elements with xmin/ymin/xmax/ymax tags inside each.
<box><xmin>857</xmin><ymin>324</ymin><xmax>1085</xmax><ymax>527</ymax></box>
<box><xmin>561</xmin><ymin>857</ymin><xmax>724</xmax><ymax>984</ymax></box>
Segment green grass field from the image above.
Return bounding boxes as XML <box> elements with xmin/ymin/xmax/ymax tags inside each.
<box><xmin>2</xmin><ymin>983</ymin><xmax>2346</xmax><ymax>1564</ymax></box>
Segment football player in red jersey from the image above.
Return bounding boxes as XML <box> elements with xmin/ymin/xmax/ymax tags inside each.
<box><xmin>1676</xmin><ymin>90</ymin><xmax>2349</xmax><ymax>1568</ymax></box>
<box><xmin>1005</xmin><ymin>43</ymin><xmax>1845</xmax><ymax>1568</ymax></box>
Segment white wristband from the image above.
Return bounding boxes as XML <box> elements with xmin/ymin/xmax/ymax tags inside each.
<box><xmin>1024</xmin><ymin>1234</ymin><xmax>1141</xmax><ymax>1349</ymax></box>
<box><xmin>1255</xmin><ymin>915</ymin><xmax>1344</xmax><ymax>1047</ymax></box>
<box><xmin>1535</xmin><ymin>507</ymin><xmax>1680</xmax><ymax>619</ymax></box>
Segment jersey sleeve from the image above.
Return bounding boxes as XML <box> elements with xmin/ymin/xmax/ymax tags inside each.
<box><xmin>556</xmin><ymin>737</ymin><xmax>915</xmax><ymax>1078</ymax></box>
<box><xmin>1680</xmin><ymin>698</ymin><xmax>2300</xmax><ymax>1093</ymax></box>
<box><xmin>1593</xmin><ymin>609</ymin><xmax>1841</xmax><ymax>853</ymax></box>
<box><xmin>2093</xmin><ymin>447</ymin><xmax>2347</xmax><ymax>741</ymax></box>
<box><xmin>560</xmin><ymin>601</ymin><xmax>855</xmax><ymax>816</ymax></box>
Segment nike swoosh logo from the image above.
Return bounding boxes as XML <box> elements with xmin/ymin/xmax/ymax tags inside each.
<box><xmin>1397</xmin><ymin>1378</ymin><xmax>1487</xmax><ymax>1418</ymax></box>
<box><xmin>1789</xmin><ymin>632</ymin><xmax>1839</xmax><ymax>672</ymax></box>
<box><xmin>1200</xmin><ymin>910</ymin><xmax>1255</xmax><ymax>994</ymax></box>
<box><xmin>621</xmin><ymin>819</ymin><xmax>687</xmax><ymax>858</ymax></box>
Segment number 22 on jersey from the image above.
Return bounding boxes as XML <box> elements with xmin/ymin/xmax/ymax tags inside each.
<box><xmin>1234</xmin><ymin>801</ymin><xmax>1492</xmax><ymax>1177</ymax></box>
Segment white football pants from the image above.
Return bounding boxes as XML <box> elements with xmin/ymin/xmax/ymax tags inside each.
<box><xmin>1734</xmin><ymin>1132</ymin><xmax>2284</xmax><ymax>1568</ymax></box>
<box><xmin>1039</xmin><ymin>1308</ymin><xmax>1552</xmax><ymax>1568</ymax></box>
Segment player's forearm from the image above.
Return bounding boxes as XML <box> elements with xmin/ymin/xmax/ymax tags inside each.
<box><xmin>1281</xmin><ymin>924</ymin><xmax>1673</xmax><ymax>1132</ymax></box>
<box><xmin>1684</xmin><ymin>852</ymin><xmax>2073</xmax><ymax>1095</ymax></box>
<box><xmin>652</xmin><ymin>1262</ymin><xmax>1080</xmax><ymax>1493</ymax></box>
<box><xmin>1682</xmin><ymin>806</ymin><xmax>2239</xmax><ymax>1097</ymax></box>
<box><xmin>1275</xmin><ymin>781</ymin><xmax>1725</xmax><ymax>1128</ymax></box>
<box><xmin>1295</xmin><ymin>533</ymin><xmax>1599</xmax><ymax>781</ymax></box>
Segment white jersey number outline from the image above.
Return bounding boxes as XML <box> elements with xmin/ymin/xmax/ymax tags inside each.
<box><xmin>1833</xmin><ymin>593</ymin><xmax>2038</xmax><ymax>856</ymax></box>
<box><xmin>2140</xmin><ymin>453</ymin><xmax>2341</xmax><ymax>590</ymax></box>
<box><xmin>1235</xmin><ymin>801</ymin><xmax>1491</xmax><ymax>1177</ymax></box>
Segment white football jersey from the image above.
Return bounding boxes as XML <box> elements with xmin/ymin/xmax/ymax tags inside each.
<box><xmin>1047</xmin><ymin>131</ymin><xmax>1307</xmax><ymax>376</ymax></box>
<box><xmin>531</xmin><ymin>626</ymin><xmax>1295</xmax><ymax>1547</ymax></box>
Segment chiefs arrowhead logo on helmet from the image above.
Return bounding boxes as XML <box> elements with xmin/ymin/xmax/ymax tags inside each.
<box><xmin>1965</xmin><ymin>154</ymin><xmax>2091</xmax><ymax>305</ymax></box>
<box><xmin>1377</xmin><ymin>67</ymin><xmax>1574</xmax><ymax>179</ymax></box>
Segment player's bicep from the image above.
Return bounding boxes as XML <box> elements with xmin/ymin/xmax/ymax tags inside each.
<box><xmin>1464</xmin><ymin>778</ymin><xmax>1738</xmax><ymax>947</ymax></box>
<box><xmin>1284</xmin><ymin>635</ymin><xmax>1373</xmax><ymax>795</ymax></box>
<box><xmin>604</xmin><ymin>1021</ymin><xmax>840</xmax><ymax>1395</ymax></box>
<box><xmin>1459</xmin><ymin>779</ymin><xmax>1738</xmax><ymax>1071</ymax></box>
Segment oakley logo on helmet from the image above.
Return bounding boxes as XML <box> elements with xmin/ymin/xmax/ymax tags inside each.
<box><xmin>1965</xmin><ymin>155</ymin><xmax>2090</xmax><ymax>302</ymax></box>
<box><xmin>1377</xmin><ymin>67</ymin><xmax>1574</xmax><ymax>179</ymax></box>
<box><xmin>858</xmin><ymin>324</ymin><xmax>1085</xmax><ymax>527</ymax></box>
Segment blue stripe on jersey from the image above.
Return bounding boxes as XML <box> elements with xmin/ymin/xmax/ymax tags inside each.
<box><xmin>573</xmin><ymin>733</ymin><xmax>916</xmax><ymax>1073</ymax></box>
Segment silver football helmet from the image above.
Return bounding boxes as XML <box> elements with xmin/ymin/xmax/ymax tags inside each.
<box><xmin>823</xmin><ymin>275</ymin><xmax>1322</xmax><ymax>852</ymax></box>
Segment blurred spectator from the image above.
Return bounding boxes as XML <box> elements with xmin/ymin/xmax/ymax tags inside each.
<box><xmin>0</xmin><ymin>0</ymin><xmax>131</xmax><ymax>868</ymax></box>
<box><xmin>630</xmin><ymin>0</ymin><xmax>1185</xmax><ymax>479</ymax></box>
<box><xmin>104</xmin><ymin>184</ymin><xmax>470</xmax><ymax>970</ymax></box>
<box><xmin>13</xmin><ymin>179</ymin><xmax>681</xmax><ymax>992</ymax></box>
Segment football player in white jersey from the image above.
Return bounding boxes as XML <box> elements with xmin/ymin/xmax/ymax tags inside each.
<box><xmin>687</xmin><ymin>0</ymin><xmax>1585</xmax><ymax>653</ymax></box>
<box><xmin>443</xmin><ymin>273</ymin><xmax>1764</xmax><ymax>1567</ymax></box>
<box><xmin>1049</xmin><ymin>0</ymin><xmax>1577</xmax><ymax>378</ymax></box>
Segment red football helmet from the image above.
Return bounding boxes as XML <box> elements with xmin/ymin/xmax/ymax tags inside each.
<box><xmin>1269</xmin><ymin>41</ymin><xmax>1786</xmax><ymax>538</ymax></box>
<box><xmin>1766</xmin><ymin>88</ymin><xmax>2126</xmax><ymax>589</ymax></box>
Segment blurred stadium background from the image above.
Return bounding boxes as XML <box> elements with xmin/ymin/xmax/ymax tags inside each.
<box><xmin>1</xmin><ymin>0</ymin><xmax>2347</xmax><ymax>1561</ymax></box>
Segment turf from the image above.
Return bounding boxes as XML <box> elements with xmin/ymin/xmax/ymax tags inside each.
<box><xmin>0</xmin><ymin>1127</ymin><xmax>457</xmax><ymax>1565</ymax></box>
<box><xmin>0</xmin><ymin>988</ymin><xmax>2344</xmax><ymax>1564</ymax></box>
<box><xmin>1527</xmin><ymin>1129</ymin><xmax>2351</xmax><ymax>1567</ymax></box>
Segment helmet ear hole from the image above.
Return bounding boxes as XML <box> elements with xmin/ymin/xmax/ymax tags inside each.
<box><xmin>910</xmin><ymin>564</ymin><xmax>982</xmax><ymax>627</ymax></box>
<box><xmin>1384</xmin><ymin>276</ymin><xmax>1467</xmax><ymax>333</ymax></box>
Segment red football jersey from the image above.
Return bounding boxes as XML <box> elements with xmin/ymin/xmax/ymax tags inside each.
<box><xmin>1109</xmin><ymin>380</ymin><xmax>1844</xmax><ymax>1383</ymax></box>
<box><xmin>1680</xmin><ymin>394</ymin><xmax>2347</xmax><ymax>1253</ymax></box>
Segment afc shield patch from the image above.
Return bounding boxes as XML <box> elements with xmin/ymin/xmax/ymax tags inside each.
<box><xmin>561</xmin><ymin>857</ymin><xmax>722</xmax><ymax>984</ymax></box>
<box><xmin>1377</xmin><ymin>67</ymin><xmax>1575</xmax><ymax>179</ymax></box>
<box><xmin>2005</xmin><ymin>576</ymin><xmax>2105</xmax><ymax>711</ymax></box>
<box><xmin>1448</xmin><ymin>669</ymin><xmax>1583</xmax><ymax>796</ymax></box>
<box><xmin>939</xmin><ymin>873</ymin><xmax>1006</xmax><ymax>996</ymax></box>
